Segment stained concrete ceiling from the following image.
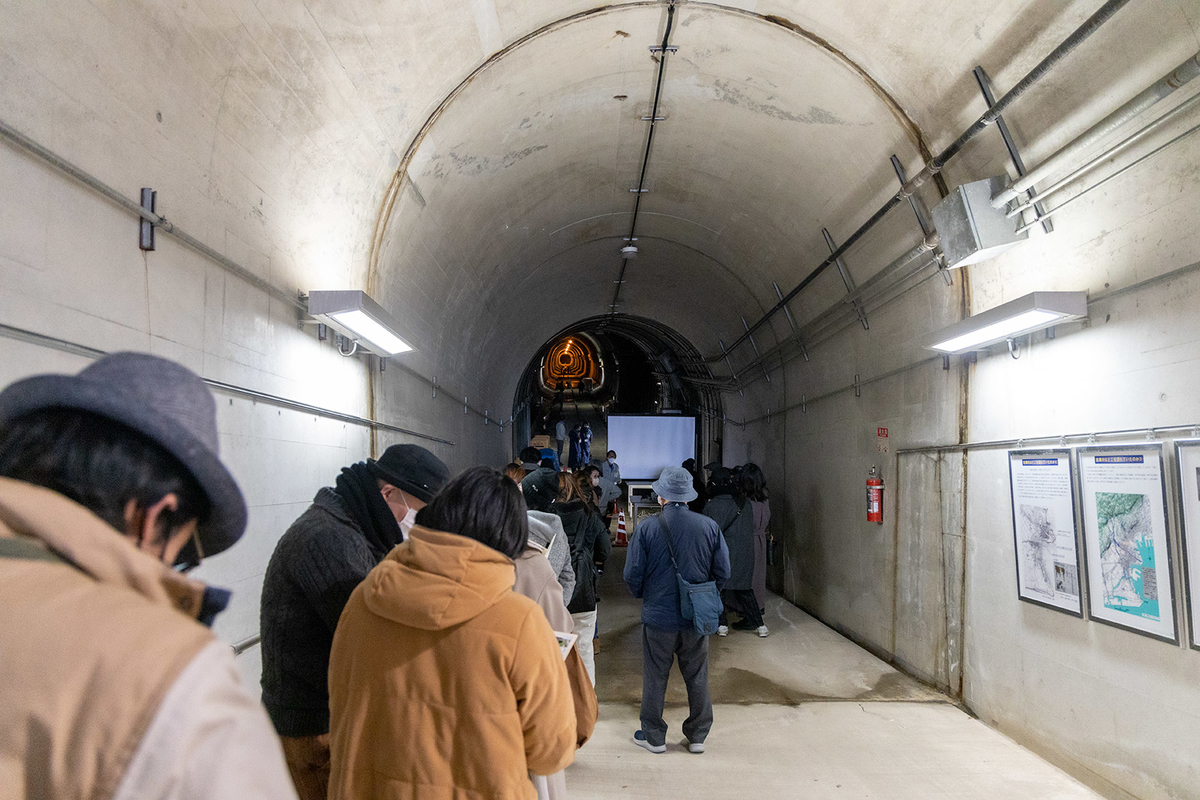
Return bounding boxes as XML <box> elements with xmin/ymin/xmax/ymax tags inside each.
<box><xmin>5</xmin><ymin>0</ymin><xmax>1193</xmax><ymax>410</ymax></box>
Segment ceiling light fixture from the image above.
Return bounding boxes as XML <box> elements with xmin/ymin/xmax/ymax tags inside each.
<box><xmin>927</xmin><ymin>291</ymin><xmax>1087</xmax><ymax>353</ymax></box>
<box><xmin>306</xmin><ymin>290</ymin><xmax>413</xmax><ymax>356</ymax></box>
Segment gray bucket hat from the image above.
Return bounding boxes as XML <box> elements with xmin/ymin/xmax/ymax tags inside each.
<box><xmin>652</xmin><ymin>466</ymin><xmax>698</xmax><ymax>503</ymax></box>
<box><xmin>0</xmin><ymin>352</ymin><xmax>247</xmax><ymax>558</ymax></box>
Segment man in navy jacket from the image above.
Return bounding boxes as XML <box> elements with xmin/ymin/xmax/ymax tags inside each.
<box><xmin>623</xmin><ymin>466</ymin><xmax>730</xmax><ymax>755</ymax></box>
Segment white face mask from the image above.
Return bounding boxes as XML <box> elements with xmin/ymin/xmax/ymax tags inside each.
<box><xmin>608</xmin><ymin>458</ymin><xmax>616</xmax><ymax>465</ymax></box>
<box><xmin>399</xmin><ymin>505</ymin><xmax>417</xmax><ymax>540</ymax></box>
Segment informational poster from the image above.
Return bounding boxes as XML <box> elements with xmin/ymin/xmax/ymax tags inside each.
<box><xmin>1078</xmin><ymin>445</ymin><xmax>1177</xmax><ymax>643</ymax></box>
<box><xmin>1008</xmin><ymin>450</ymin><xmax>1082</xmax><ymax>615</ymax></box>
<box><xmin>1174</xmin><ymin>440</ymin><xmax>1200</xmax><ymax>650</ymax></box>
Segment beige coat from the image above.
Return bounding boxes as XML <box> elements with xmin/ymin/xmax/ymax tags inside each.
<box><xmin>327</xmin><ymin>525</ymin><xmax>576</xmax><ymax>800</ymax></box>
<box><xmin>0</xmin><ymin>477</ymin><xmax>294</xmax><ymax>800</ymax></box>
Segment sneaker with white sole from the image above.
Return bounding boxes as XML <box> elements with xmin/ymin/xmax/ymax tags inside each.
<box><xmin>756</xmin><ymin>625</ymin><xmax>770</xmax><ymax>638</ymax></box>
<box><xmin>716</xmin><ymin>625</ymin><xmax>728</xmax><ymax>637</ymax></box>
<box><xmin>683</xmin><ymin>738</ymin><xmax>705</xmax><ymax>754</ymax></box>
<box><xmin>633</xmin><ymin>730</ymin><xmax>665</xmax><ymax>754</ymax></box>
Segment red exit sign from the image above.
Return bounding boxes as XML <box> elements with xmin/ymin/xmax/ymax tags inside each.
<box><xmin>877</xmin><ymin>427</ymin><xmax>889</xmax><ymax>437</ymax></box>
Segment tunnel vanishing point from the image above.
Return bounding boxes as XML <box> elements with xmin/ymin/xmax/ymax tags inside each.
<box><xmin>2</xmin><ymin>1</ymin><xmax>1200</xmax><ymax>798</ymax></box>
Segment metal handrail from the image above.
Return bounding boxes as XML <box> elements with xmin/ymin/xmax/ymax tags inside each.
<box><xmin>231</xmin><ymin>634</ymin><xmax>262</xmax><ymax>656</ymax></box>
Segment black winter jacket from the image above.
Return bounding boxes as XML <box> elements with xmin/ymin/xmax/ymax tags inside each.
<box><xmin>556</xmin><ymin>499</ymin><xmax>611</xmax><ymax>613</ymax></box>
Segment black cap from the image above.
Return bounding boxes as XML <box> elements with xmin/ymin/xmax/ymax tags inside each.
<box><xmin>368</xmin><ymin>444</ymin><xmax>450</xmax><ymax>503</ymax></box>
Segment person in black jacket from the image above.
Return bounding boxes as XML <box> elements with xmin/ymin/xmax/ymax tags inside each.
<box><xmin>556</xmin><ymin>471</ymin><xmax>611</xmax><ymax>685</ymax></box>
<box><xmin>703</xmin><ymin>467</ymin><xmax>767</xmax><ymax>638</ymax></box>
<box><xmin>260</xmin><ymin>444</ymin><xmax>449</xmax><ymax>800</ymax></box>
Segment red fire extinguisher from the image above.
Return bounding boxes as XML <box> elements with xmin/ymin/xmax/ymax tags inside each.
<box><xmin>866</xmin><ymin>465</ymin><xmax>884</xmax><ymax>524</ymax></box>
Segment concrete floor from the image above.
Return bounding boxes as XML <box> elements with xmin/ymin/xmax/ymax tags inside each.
<box><xmin>567</xmin><ymin>548</ymin><xmax>1102</xmax><ymax>799</ymax></box>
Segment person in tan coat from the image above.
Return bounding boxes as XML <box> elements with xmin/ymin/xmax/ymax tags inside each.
<box><xmin>327</xmin><ymin>466</ymin><xmax>576</xmax><ymax>800</ymax></box>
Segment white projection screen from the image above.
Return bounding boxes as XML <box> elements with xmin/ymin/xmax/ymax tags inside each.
<box><xmin>606</xmin><ymin>415</ymin><xmax>697</xmax><ymax>481</ymax></box>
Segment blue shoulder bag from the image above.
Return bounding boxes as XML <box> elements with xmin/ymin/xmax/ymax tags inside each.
<box><xmin>660</xmin><ymin>512</ymin><xmax>722</xmax><ymax>636</ymax></box>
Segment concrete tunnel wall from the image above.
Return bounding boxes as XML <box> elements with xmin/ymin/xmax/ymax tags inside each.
<box><xmin>2</xmin><ymin>2</ymin><xmax>1200</xmax><ymax>799</ymax></box>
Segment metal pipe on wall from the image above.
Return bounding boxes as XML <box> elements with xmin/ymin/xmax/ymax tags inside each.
<box><xmin>1006</xmin><ymin>91</ymin><xmax>1200</xmax><ymax>219</ymax></box>
<box><xmin>716</xmin><ymin>0</ymin><xmax>1134</xmax><ymax>362</ymax></box>
<box><xmin>993</xmin><ymin>50</ymin><xmax>1200</xmax><ymax>208</ymax></box>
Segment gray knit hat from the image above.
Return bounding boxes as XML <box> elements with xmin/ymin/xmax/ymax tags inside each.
<box><xmin>652</xmin><ymin>466</ymin><xmax>698</xmax><ymax>503</ymax></box>
<box><xmin>0</xmin><ymin>352</ymin><xmax>247</xmax><ymax>557</ymax></box>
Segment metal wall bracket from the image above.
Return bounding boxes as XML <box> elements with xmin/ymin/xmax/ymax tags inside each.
<box><xmin>821</xmin><ymin>227</ymin><xmax>869</xmax><ymax>330</ymax></box>
<box><xmin>485</xmin><ymin>410</ymin><xmax>489</xmax><ymax>425</ymax></box>
<box><xmin>772</xmin><ymin>281</ymin><xmax>798</xmax><ymax>334</ymax></box>
<box><xmin>972</xmin><ymin>66</ymin><xmax>1053</xmax><ymax>234</ymax></box>
<box><xmin>890</xmin><ymin>156</ymin><xmax>951</xmax><ymax>285</ymax></box>
<box><xmin>648</xmin><ymin>45</ymin><xmax>679</xmax><ymax>53</ymax></box>
<box><xmin>854</xmin><ymin>374</ymin><xmax>861</xmax><ymax>397</ymax></box>
<box><xmin>942</xmin><ymin>354</ymin><xmax>950</xmax><ymax>370</ymax></box>
<box><xmin>741</xmin><ymin>316</ymin><xmax>770</xmax><ymax>382</ymax></box>
<box><xmin>464</xmin><ymin>397</ymin><xmax>468</xmax><ymax>415</ymax></box>
<box><xmin>641</xmin><ymin>115</ymin><xmax>666</xmax><ymax>121</ymax></box>
<box><xmin>432</xmin><ymin>376</ymin><xmax>437</xmax><ymax>398</ymax></box>
<box><xmin>379</xmin><ymin>355</ymin><xmax>386</xmax><ymax>372</ymax></box>
<box><xmin>801</xmin><ymin>394</ymin><xmax>807</xmax><ymax>413</ymax></box>
<box><xmin>139</xmin><ymin>188</ymin><xmax>157</xmax><ymax>251</ymax></box>
<box><xmin>719</xmin><ymin>339</ymin><xmax>744</xmax><ymax>397</ymax></box>
<box><xmin>317</xmin><ymin>322</ymin><xmax>327</xmax><ymax>342</ymax></box>
<box><xmin>629</xmin><ymin>188</ymin><xmax>650</xmax><ymax>193</ymax></box>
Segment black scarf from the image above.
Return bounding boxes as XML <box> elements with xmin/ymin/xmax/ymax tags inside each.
<box><xmin>334</xmin><ymin>462</ymin><xmax>403</xmax><ymax>561</ymax></box>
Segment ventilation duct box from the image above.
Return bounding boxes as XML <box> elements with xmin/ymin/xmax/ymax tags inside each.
<box><xmin>931</xmin><ymin>176</ymin><xmax>1028</xmax><ymax>269</ymax></box>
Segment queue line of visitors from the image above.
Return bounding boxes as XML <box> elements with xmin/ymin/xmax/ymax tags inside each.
<box><xmin>0</xmin><ymin>353</ymin><xmax>597</xmax><ymax>800</ymax></box>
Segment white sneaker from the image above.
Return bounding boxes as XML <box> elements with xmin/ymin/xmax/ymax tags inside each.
<box><xmin>683</xmin><ymin>738</ymin><xmax>705</xmax><ymax>754</ymax></box>
<box><xmin>756</xmin><ymin>625</ymin><xmax>769</xmax><ymax>638</ymax></box>
<box><xmin>716</xmin><ymin>625</ymin><xmax>728</xmax><ymax>637</ymax></box>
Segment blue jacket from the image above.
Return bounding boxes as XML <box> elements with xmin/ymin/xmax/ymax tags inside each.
<box><xmin>623</xmin><ymin>503</ymin><xmax>730</xmax><ymax>631</ymax></box>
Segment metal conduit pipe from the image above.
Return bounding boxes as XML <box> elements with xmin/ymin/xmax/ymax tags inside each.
<box><xmin>610</xmin><ymin>1</ymin><xmax>676</xmax><ymax>312</ymax></box>
<box><xmin>0</xmin><ymin>119</ymin><xmax>501</xmax><ymax>429</ymax></box>
<box><xmin>993</xmin><ymin>50</ymin><xmax>1200</xmax><ymax>208</ymax></box>
<box><xmin>1006</xmin><ymin>90</ymin><xmax>1200</xmax><ymax>218</ymax></box>
<box><xmin>728</xmin><ymin>236</ymin><xmax>938</xmax><ymax>380</ymax></box>
<box><xmin>0</xmin><ymin>119</ymin><xmax>304</xmax><ymax>312</ymax></box>
<box><xmin>741</xmin><ymin>256</ymin><xmax>941</xmax><ymax>387</ymax></box>
<box><xmin>1014</xmin><ymin>117</ymin><xmax>1200</xmax><ymax>234</ymax></box>
<box><xmin>716</xmin><ymin>0</ymin><xmax>1134</xmax><ymax>361</ymax></box>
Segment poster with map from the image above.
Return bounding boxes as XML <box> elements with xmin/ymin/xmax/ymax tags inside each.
<box><xmin>1008</xmin><ymin>450</ymin><xmax>1082</xmax><ymax>615</ymax></box>
<box><xmin>1078</xmin><ymin>445</ymin><xmax>1177</xmax><ymax>643</ymax></box>
<box><xmin>1174</xmin><ymin>440</ymin><xmax>1200</xmax><ymax>650</ymax></box>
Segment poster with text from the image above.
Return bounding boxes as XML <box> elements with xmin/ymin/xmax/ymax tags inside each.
<box><xmin>1008</xmin><ymin>450</ymin><xmax>1082</xmax><ymax>615</ymax></box>
<box><xmin>1078</xmin><ymin>445</ymin><xmax>1177</xmax><ymax>643</ymax></box>
<box><xmin>1175</xmin><ymin>440</ymin><xmax>1200</xmax><ymax>650</ymax></box>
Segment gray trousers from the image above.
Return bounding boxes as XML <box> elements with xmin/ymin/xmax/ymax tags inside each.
<box><xmin>640</xmin><ymin>624</ymin><xmax>713</xmax><ymax>747</ymax></box>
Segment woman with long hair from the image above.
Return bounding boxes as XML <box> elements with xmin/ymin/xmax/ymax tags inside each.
<box><xmin>554</xmin><ymin>471</ymin><xmax>611</xmax><ymax>684</ymax></box>
<box><xmin>327</xmin><ymin>466</ymin><xmax>576</xmax><ymax>799</ymax></box>
<box><xmin>741</xmin><ymin>463</ymin><xmax>771</xmax><ymax>615</ymax></box>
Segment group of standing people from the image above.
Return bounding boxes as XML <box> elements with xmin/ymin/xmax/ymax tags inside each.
<box><xmin>555</xmin><ymin>419</ymin><xmax>593</xmax><ymax>471</ymax></box>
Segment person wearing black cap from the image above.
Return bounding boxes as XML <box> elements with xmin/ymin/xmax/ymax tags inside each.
<box><xmin>0</xmin><ymin>352</ymin><xmax>296</xmax><ymax>800</ymax></box>
<box><xmin>260</xmin><ymin>443</ymin><xmax>449</xmax><ymax>799</ymax></box>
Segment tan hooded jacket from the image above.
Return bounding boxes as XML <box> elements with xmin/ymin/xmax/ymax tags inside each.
<box><xmin>327</xmin><ymin>525</ymin><xmax>576</xmax><ymax>800</ymax></box>
<box><xmin>0</xmin><ymin>477</ymin><xmax>295</xmax><ymax>800</ymax></box>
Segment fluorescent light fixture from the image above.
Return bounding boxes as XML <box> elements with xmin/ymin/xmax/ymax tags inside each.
<box><xmin>927</xmin><ymin>291</ymin><xmax>1087</xmax><ymax>353</ymax></box>
<box><xmin>306</xmin><ymin>290</ymin><xmax>413</xmax><ymax>356</ymax></box>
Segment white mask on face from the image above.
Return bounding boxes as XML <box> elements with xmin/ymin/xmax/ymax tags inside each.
<box><xmin>608</xmin><ymin>458</ymin><xmax>616</xmax><ymax>466</ymax></box>
<box><xmin>399</xmin><ymin>505</ymin><xmax>417</xmax><ymax>539</ymax></box>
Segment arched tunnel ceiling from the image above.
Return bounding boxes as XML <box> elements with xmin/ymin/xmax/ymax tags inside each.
<box><xmin>372</xmin><ymin>3</ymin><xmax>944</xmax><ymax>404</ymax></box>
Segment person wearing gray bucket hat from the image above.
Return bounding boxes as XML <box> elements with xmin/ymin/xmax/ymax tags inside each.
<box><xmin>624</xmin><ymin>466</ymin><xmax>729</xmax><ymax>756</ymax></box>
<box><xmin>261</xmin><ymin>442</ymin><xmax>449</xmax><ymax>797</ymax></box>
<box><xmin>0</xmin><ymin>352</ymin><xmax>296</xmax><ymax>800</ymax></box>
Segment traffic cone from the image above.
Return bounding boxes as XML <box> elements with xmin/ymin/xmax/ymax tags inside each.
<box><xmin>615</xmin><ymin>509</ymin><xmax>628</xmax><ymax>547</ymax></box>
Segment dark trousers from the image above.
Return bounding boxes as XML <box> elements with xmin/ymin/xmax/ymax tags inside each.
<box><xmin>640</xmin><ymin>624</ymin><xmax>713</xmax><ymax>747</ymax></box>
<box><xmin>719</xmin><ymin>589</ymin><xmax>764</xmax><ymax>628</ymax></box>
